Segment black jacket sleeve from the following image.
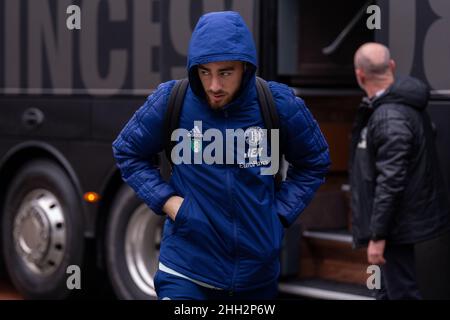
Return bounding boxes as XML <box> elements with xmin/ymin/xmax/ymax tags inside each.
<box><xmin>368</xmin><ymin>105</ymin><xmax>414</xmax><ymax>239</ymax></box>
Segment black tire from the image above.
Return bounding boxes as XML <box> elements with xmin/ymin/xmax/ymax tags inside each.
<box><xmin>106</xmin><ymin>184</ymin><xmax>164</xmax><ymax>300</ymax></box>
<box><xmin>1</xmin><ymin>159</ymin><xmax>84</xmax><ymax>299</ymax></box>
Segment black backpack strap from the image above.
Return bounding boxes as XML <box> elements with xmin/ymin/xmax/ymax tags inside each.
<box><xmin>256</xmin><ymin>77</ymin><xmax>280</xmax><ymax>132</ymax></box>
<box><xmin>163</xmin><ymin>79</ymin><xmax>189</xmax><ymax>164</ymax></box>
<box><xmin>255</xmin><ymin>77</ymin><xmax>283</xmax><ymax>188</ymax></box>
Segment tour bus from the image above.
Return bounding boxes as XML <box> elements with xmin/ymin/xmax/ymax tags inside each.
<box><xmin>0</xmin><ymin>0</ymin><xmax>449</xmax><ymax>299</ymax></box>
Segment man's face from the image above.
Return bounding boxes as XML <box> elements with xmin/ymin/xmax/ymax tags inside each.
<box><xmin>197</xmin><ymin>61</ymin><xmax>244</xmax><ymax>109</ymax></box>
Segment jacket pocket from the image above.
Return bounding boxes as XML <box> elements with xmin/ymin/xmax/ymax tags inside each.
<box><xmin>162</xmin><ymin>195</ymin><xmax>190</xmax><ymax>238</ymax></box>
<box><xmin>174</xmin><ymin>195</ymin><xmax>190</xmax><ymax>227</ymax></box>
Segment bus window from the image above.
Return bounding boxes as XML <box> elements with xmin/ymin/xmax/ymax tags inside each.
<box><xmin>277</xmin><ymin>0</ymin><xmax>374</xmax><ymax>87</ymax></box>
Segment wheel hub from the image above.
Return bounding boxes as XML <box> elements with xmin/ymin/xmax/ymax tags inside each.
<box><xmin>125</xmin><ymin>204</ymin><xmax>163</xmax><ymax>297</ymax></box>
<box><xmin>16</xmin><ymin>204</ymin><xmax>50</xmax><ymax>262</ymax></box>
<box><xmin>13</xmin><ymin>189</ymin><xmax>66</xmax><ymax>276</ymax></box>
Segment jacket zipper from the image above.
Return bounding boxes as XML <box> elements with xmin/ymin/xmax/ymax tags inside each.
<box><xmin>224</xmin><ymin>109</ymin><xmax>238</xmax><ymax>293</ymax></box>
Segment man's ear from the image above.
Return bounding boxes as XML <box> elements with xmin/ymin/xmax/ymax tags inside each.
<box><xmin>356</xmin><ymin>68</ymin><xmax>365</xmax><ymax>85</ymax></box>
<box><xmin>389</xmin><ymin>59</ymin><xmax>396</xmax><ymax>74</ymax></box>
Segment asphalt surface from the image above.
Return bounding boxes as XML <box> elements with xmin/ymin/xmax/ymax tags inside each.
<box><xmin>0</xmin><ymin>276</ymin><xmax>22</xmax><ymax>300</ymax></box>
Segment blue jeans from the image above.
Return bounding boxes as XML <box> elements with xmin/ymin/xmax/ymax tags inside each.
<box><xmin>154</xmin><ymin>270</ymin><xmax>278</xmax><ymax>300</ymax></box>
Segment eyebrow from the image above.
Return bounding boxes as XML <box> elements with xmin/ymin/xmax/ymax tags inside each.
<box><xmin>198</xmin><ymin>65</ymin><xmax>236</xmax><ymax>72</ymax></box>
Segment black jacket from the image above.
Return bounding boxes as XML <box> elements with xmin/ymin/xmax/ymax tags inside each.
<box><xmin>350</xmin><ymin>76</ymin><xmax>450</xmax><ymax>247</ymax></box>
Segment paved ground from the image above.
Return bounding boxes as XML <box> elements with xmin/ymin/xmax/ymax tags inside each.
<box><xmin>0</xmin><ymin>276</ymin><xmax>22</xmax><ymax>300</ymax></box>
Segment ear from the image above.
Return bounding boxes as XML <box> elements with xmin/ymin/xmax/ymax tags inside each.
<box><xmin>356</xmin><ymin>68</ymin><xmax>365</xmax><ymax>84</ymax></box>
<box><xmin>389</xmin><ymin>59</ymin><xmax>396</xmax><ymax>73</ymax></box>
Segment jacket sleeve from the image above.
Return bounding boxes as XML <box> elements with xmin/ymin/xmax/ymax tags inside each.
<box><xmin>271</xmin><ymin>83</ymin><xmax>331</xmax><ymax>227</ymax></box>
<box><xmin>369</xmin><ymin>106</ymin><xmax>413</xmax><ymax>238</ymax></box>
<box><xmin>112</xmin><ymin>81</ymin><xmax>177</xmax><ymax>215</ymax></box>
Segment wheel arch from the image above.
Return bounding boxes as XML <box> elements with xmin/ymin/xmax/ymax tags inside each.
<box><xmin>0</xmin><ymin>141</ymin><xmax>87</xmax><ymax>228</ymax></box>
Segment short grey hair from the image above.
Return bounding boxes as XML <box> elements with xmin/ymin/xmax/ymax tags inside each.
<box><xmin>354</xmin><ymin>43</ymin><xmax>391</xmax><ymax>76</ymax></box>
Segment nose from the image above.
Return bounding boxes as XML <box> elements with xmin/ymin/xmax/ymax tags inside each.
<box><xmin>209</xmin><ymin>76</ymin><xmax>222</xmax><ymax>93</ymax></box>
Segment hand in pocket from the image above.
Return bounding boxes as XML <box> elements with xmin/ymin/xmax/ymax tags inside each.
<box><xmin>162</xmin><ymin>196</ymin><xmax>184</xmax><ymax>222</ymax></box>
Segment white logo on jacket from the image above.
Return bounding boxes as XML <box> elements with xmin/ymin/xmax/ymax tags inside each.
<box><xmin>244</xmin><ymin>126</ymin><xmax>265</xmax><ymax>146</ymax></box>
<box><xmin>187</xmin><ymin>125</ymin><xmax>203</xmax><ymax>153</ymax></box>
<box><xmin>358</xmin><ymin>127</ymin><xmax>368</xmax><ymax>149</ymax></box>
<box><xmin>171</xmin><ymin>121</ymin><xmax>279</xmax><ymax>175</ymax></box>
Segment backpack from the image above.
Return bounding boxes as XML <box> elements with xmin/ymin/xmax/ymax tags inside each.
<box><xmin>163</xmin><ymin>77</ymin><xmax>283</xmax><ymax>187</ymax></box>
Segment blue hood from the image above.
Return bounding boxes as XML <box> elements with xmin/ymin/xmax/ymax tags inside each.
<box><xmin>187</xmin><ymin>11</ymin><xmax>258</xmax><ymax>99</ymax></box>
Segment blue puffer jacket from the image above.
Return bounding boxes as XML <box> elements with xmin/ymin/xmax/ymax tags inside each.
<box><xmin>113</xmin><ymin>11</ymin><xmax>330</xmax><ymax>291</ymax></box>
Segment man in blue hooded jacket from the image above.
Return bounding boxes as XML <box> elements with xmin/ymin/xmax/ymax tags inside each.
<box><xmin>112</xmin><ymin>11</ymin><xmax>330</xmax><ymax>300</ymax></box>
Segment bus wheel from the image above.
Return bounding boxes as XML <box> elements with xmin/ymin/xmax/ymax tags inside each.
<box><xmin>1</xmin><ymin>159</ymin><xmax>84</xmax><ymax>299</ymax></box>
<box><xmin>106</xmin><ymin>184</ymin><xmax>164</xmax><ymax>300</ymax></box>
